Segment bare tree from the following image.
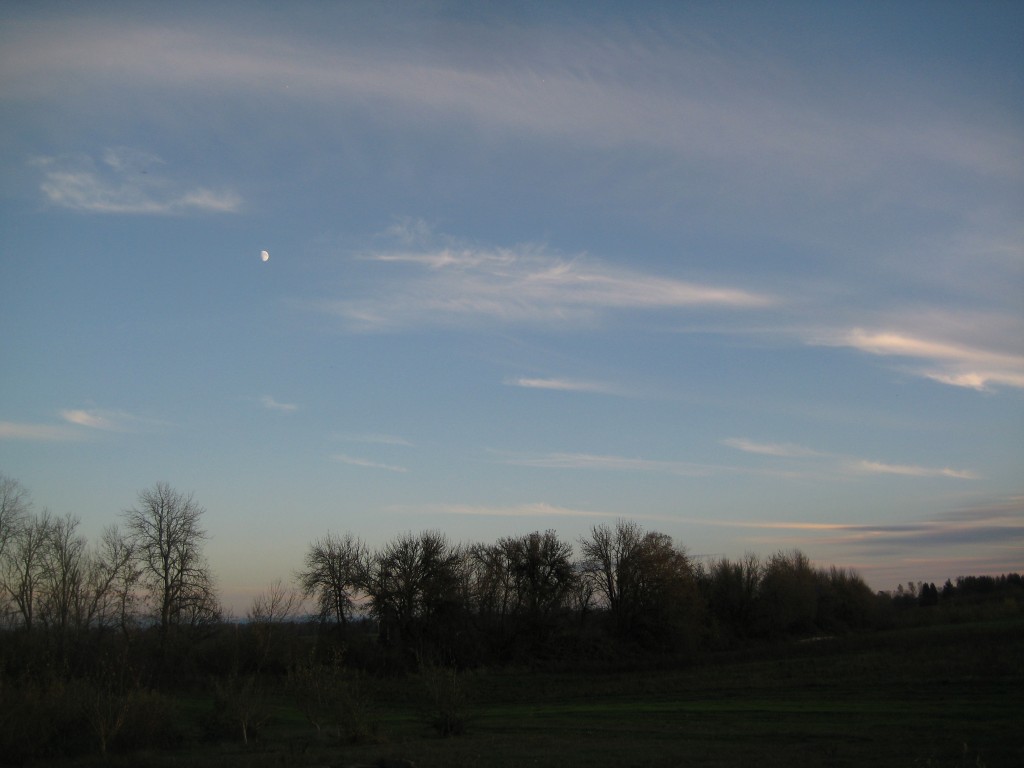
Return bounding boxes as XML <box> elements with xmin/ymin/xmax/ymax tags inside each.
<box><xmin>124</xmin><ymin>482</ymin><xmax>219</xmax><ymax>644</ymax></box>
<box><xmin>468</xmin><ymin>530</ymin><xmax>575</xmax><ymax>653</ymax></box>
<box><xmin>0</xmin><ymin>474</ymin><xmax>31</xmax><ymax>625</ymax></box>
<box><xmin>249</xmin><ymin>578</ymin><xmax>301</xmax><ymax>624</ymax></box>
<box><xmin>363</xmin><ymin>530</ymin><xmax>465</xmax><ymax>654</ymax></box>
<box><xmin>86</xmin><ymin>524</ymin><xmax>140</xmax><ymax>636</ymax></box>
<box><xmin>703</xmin><ymin>552</ymin><xmax>763</xmax><ymax>641</ymax></box>
<box><xmin>579</xmin><ymin>519</ymin><xmax>643</xmax><ymax>617</ymax></box>
<box><xmin>297</xmin><ymin>532</ymin><xmax>366</xmax><ymax>626</ymax></box>
<box><xmin>248</xmin><ymin>578</ymin><xmax>301</xmax><ymax>671</ymax></box>
<box><xmin>38</xmin><ymin>512</ymin><xmax>88</xmax><ymax>635</ymax></box>
<box><xmin>3</xmin><ymin>510</ymin><xmax>52</xmax><ymax>631</ymax></box>
<box><xmin>580</xmin><ymin>520</ymin><xmax>700</xmax><ymax>649</ymax></box>
<box><xmin>0</xmin><ymin>474</ymin><xmax>30</xmax><ymax>563</ymax></box>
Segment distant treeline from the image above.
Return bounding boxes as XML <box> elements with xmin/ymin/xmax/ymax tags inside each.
<box><xmin>1</xmin><ymin>476</ymin><xmax>1022</xmax><ymax>763</ymax></box>
<box><xmin>2</xmin><ymin>476</ymin><xmax>1020</xmax><ymax>672</ymax></box>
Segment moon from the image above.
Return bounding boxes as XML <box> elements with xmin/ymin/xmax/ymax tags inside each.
<box><xmin>260</xmin><ymin>250</ymin><xmax>270</xmax><ymax>262</ymax></box>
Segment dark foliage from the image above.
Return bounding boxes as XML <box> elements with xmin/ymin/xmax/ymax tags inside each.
<box><xmin>1</xmin><ymin>473</ymin><xmax>1021</xmax><ymax>764</ymax></box>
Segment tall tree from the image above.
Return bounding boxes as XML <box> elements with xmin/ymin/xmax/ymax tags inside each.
<box><xmin>3</xmin><ymin>510</ymin><xmax>52</xmax><ymax>631</ymax></box>
<box><xmin>469</xmin><ymin>530</ymin><xmax>576</xmax><ymax>655</ymax></box>
<box><xmin>757</xmin><ymin>549</ymin><xmax>817</xmax><ymax>636</ymax></box>
<box><xmin>580</xmin><ymin>520</ymin><xmax>700</xmax><ymax>650</ymax></box>
<box><xmin>38</xmin><ymin>512</ymin><xmax>88</xmax><ymax>634</ymax></box>
<box><xmin>0</xmin><ymin>474</ymin><xmax>30</xmax><ymax>563</ymax></box>
<box><xmin>0</xmin><ymin>475</ymin><xmax>31</xmax><ymax>625</ymax></box>
<box><xmin>297</xmin><ymin>531</ymin><xmax>366</xmax><ymax>626</ymax></box>
<box><xmin>124</xmin><ymin>482</ymin><xmax>219</xmax><ymax>644</ymax></box>
<box><xmin>88</xmin><ymin>524</ymin><xmax>140</xmax><ymax>636</ymax></box>
<box><xmin>363</xmin><ymin>530</ymin><xmax>466</xmax><ymax>658</ymax></box>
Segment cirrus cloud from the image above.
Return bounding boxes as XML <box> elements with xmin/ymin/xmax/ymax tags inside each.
<box><xmin>32</xmin><ymin>150</ymin><xmax>241</xmax><ymax>215</ymax></box>
<box><xmin>314</xmin><ymin>242</ymin><xmax>774</xmax><ymax>332</ymax></box>
<box><xmin>827</xmin><ymin>327</ymin><xmax>1024</xmax><ymax>392</ymax></box>
<box><xmin>0</xmin><ymin>421</ymin><xmax>80</xmax><ymax>441</ymax></box>
<box><xmin>331</xmin><ymin>453</ymin><xmax>407</xmax><ymax>473</ymax></box>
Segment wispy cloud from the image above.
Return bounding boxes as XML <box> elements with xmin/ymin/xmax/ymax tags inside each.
<box><xmin>331</xmin><ymin>453</ymin><xmax>407</xmax><ymax>473</ymax></box>
<box><xmin>259</xmin><ymin>395</ymin><xmax>298</xmax><ymax>413</ymax></box>
<box><xmin>811</xmin><ymin>510</ymin><xmax>1023</xmax><ymax>551</ymax></box>
<box><xmin>679</xmin><ymin>498</ymin><xmax>1023</xmax><ymax>551</ymax></box>
<box><xmin>825</xmin><ymin>327</ymin><xmax>1024</xmax><ymax>392</ymax></box>
<box><xmin>32</xmin><ymin>150</ymin><xmax>241</xmax><ymax>215</ymax></box>
<box><xmin>721</xmin><ymin>437</ymin><xmax>823</xmax><ymax>458</ymax></box>
<box><xmin>6</xmin><ymin>19</ymin><xmax>1016</xmax><ymax>193</ymax></box>
<box><xmin>722</xmin><ymin>435</ymin><xmax>977</xmax><ymax>481</ymax></box>
<box><xmin>410</xmin><ymin>502</ymin><xmax>616</xmax><ymax>519</ymax></box>
<box><xmin>851</xmin><ymin>460</ymin><xmax>979</xmax><ymax>480</ymax></box>
<box><xmin>60</xmin><ymin>407</ymin><xmax>165</xmax><ymax>432</ymax></box>
<box><xmin>2</xmin><ymin>408</ymin><xmax>162</xmax><ymax>440</ymax></box>
<box><xmin>316</xmin><ymin>243</ymin><xmax>773</xmax><ymax>331</ymax></box>
<box><xmin>504</xmin><ymin>377</ymin><xmax>619</xmax><ymax>395</ymax></box>
<box><xmin>0</xmin><ymin>421</ymin><xmax>80</xmax><ymax>441</ymax></box>
<box><xmin>503</xmin><ymin>451</ymin><xmax>719</xmax><ymax>477</ymax></box>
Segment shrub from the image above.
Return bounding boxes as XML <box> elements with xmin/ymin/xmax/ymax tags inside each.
<box><xmin>415</xmin><ymin>664</ymin><xmax>474</xmax><ymax>737</ymax></box>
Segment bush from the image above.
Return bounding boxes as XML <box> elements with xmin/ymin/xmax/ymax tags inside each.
<box><xmin>289</xmin><ymin>652</ymin><xmax>381</xmax><ymax>744</ymax></box>
<box><xmin>415</xmin><ymin>664</ymin><xmax>475</xmax><ymax>737</ymax></box>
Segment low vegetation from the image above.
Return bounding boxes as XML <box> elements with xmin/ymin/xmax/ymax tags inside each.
<box><xmin>1</xmin><ymin>475</ymin><xmax>1021</xmax><ymax>766</ymax></box>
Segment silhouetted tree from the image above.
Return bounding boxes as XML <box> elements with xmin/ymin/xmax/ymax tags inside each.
<box><xmin>362</xmin><ymin>531</ymin><xmax>467</xmax><ymax>663</ymax></box>
<box><xmin>123</xmin><ymin>483</ymin><xmax>219</xmax><ymax>649</ymax></box>
<box><xmin>816</xmin><ymin>565</ymin><xmax>875</xmax><ymax>631</ymax></box>
<box><xmin>3</xmin><ymin>510</ymin><xmax>52</xmax><ymax>631</ymax></box>
<box><xmin>38</xmin><ymin>512</ymin><xmax>89</xmax><ymax>635</ymax></box>
<box><xmin>297</xmin><ymin>532</ymin><xmax>366</xmax><ymax>626</ymax></box>
<box><xmin>757</xmin><ymin>549</ymin><xmax>817</xmax><ymax>636</ymax></box>
<box><xmin>468</xmin><ymin>530</ymin><xmax>576</xmax><ymax>657</ymax></box>
<box><xmin>89</xmin><ymin>525</ymin><xmax>141</xmax><ymax>637</ymax></box>
<box><xmin>703</xmin><ymin>553</ymin><xmax>762</xmax><ymax>643</ymax></box>
<box><xmin>247</xmin><ymin>578</ymin><xmax>301</xmax><ymax>672</ymax></box>
<box><xmin>0</xmin><ymin>475</ymin><xmax>30</xmax><ymax>565</ymax></box>
<box><xmin>580</xmin><ymin>521</ymin><xmax>700</xmax><ymax>650</ymax></box>
<box><xmin>918</xmin><ymin>582</ymin><xmax>939</xmax><ymax>607</ymax></box>
<box><xmin>940</xmin><ymin>579</ymin><xmax>955</xmax><ymax>601</ymax></box>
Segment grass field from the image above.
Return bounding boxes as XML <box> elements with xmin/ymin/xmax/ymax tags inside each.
<box><xmin>60</xmin><ymin>619</ymin><xmax>1024</xmax><ymax>768</ymax></box>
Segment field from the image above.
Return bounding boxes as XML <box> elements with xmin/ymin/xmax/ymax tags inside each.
<box><xmin>58</xmin><ymin>619</ymin><xmax>1024</xmax><ymax>768</ymax></box>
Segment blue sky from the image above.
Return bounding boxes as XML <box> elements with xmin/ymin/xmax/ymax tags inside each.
<box><xmin>1</xmin><ymin>1</ymin><xmax>1022</xmax><ymax>612</ymax></box>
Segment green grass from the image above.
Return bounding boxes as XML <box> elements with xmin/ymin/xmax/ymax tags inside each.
<box><xmin>48</xmin><ymin>618</ymin><xmax>1024</xmax><ymax>768</ymax></box>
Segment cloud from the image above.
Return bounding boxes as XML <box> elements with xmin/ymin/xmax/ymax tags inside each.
<box><xmin>316</xmin><ymin>243</ymin><xmax>773</xmax><ymax>331</ymax></box>
<box><xmin>60</xmin><ymin>409</ymin><xmax>115</xmax><ymax>430</ymax></box>
<box><xmin>851</xmin><ymin>460</ymin><xmax>979</xmax><ymax>480</ymax></box>
<box><xmin>678</xmin><ymin>497</ymin><xmax>1024</xmax><ymax>555</ymax></box>
<box><xmin>504</xmin><ymin>377</ymin><xmax>619</xmax><ymax>395</ymax></box>
<box><xmin>505</xmin><ymin>446</ymin><xmax>968</xmax><ymax>482</ymax></box>
<box><xmin>259</xmin><ymin>395</ymin><xmax>298</xmax><ymax>413</ymax></box>
<box><xmin>60</xmin><ymin>407</ymin><xmax>165</xmax><ymax>432</ymax></box>
<box><xmin>0</xmin><ymin>421</ymin><xmax>80</xmax><ymax>441</ymax></box>
<box><xmin>331</xmin><ymin>454</ymin><xmax>407</xmax><ymax>473</ymax></box>
<box><xmin>722</xmin><ymin>435</ymin><xmax>977</xmax><ymax>481</ymax></box>
<box><xmin>503</xmin><ymin>451</ymin><xmax>718</xmax><ymax>477</ymax></box>
<box><xmin>827</xmin><ymin>327</ymin><xmax>1024</xmax><ymax>392</ymax></box>
<box><xmin>1</xmin><ymin>409</ymin><xmax>162</xmax><ymax>440</ymax></box>
<box><xmin>394</xmin><ymin>501</ymin><xmax>700</xmax><ymax>525</ymax></box>
<box><xmin>6</xmin><ymin>17</ymin><xmax>1017</xmax><ymax>194</ymax></box>
<box><xmin>412</xmin><ymin>502</ymin><xmax>616</xmax><ymax>519</ymax></box>
<box><xmin>811</xmin><ymin>506</ymin><xmax>1024</xmax><ymax>552</ymax></box>
<box><xmin>721</xmin><ymin>437</ymin><xmax>823</xmax><ymax>458</ymax></box>
<box><xmin>32</xmin><ymin>151</ymin><xmax>241</xmax><ymax>215</ymax></box>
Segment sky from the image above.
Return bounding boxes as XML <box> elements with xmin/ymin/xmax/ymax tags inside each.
<box><xmin>1</xmin><ymin>1</ymin><xmax>1022</xmax><ymax>614</ymax></box>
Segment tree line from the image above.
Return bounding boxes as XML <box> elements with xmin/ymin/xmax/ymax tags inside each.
<box><xmin>4</xmin><ymin>475</ymin><xmax>1019</xmax><ymax>673</ymax></box>
<box><xmin>2</xmin><ymin>476</ymin><xmax>1021</xmax><ymax>762</ymax></box>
